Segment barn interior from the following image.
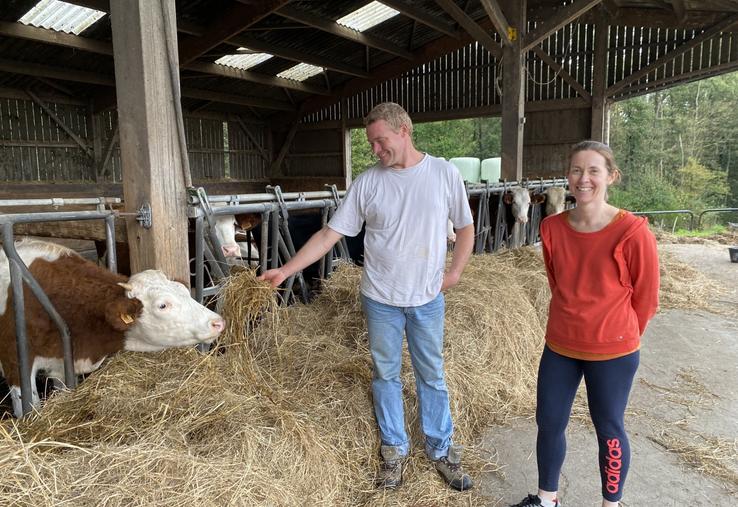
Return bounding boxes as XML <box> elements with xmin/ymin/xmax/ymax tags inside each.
<box><xmin>1</xmin><ymin>0</ymin><xmax>737</xmax><ymax>277</ymax></box>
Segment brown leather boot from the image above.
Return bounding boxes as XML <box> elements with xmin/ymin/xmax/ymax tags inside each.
<box><xmin>433</xmin><ymin>444</ymin><xmax>473</xmax><ymax>491</ymax></box>
<box><xmin>376</xmin><ymin>445</ymin><xmax>405</xmax><ymax>489</ymax></box>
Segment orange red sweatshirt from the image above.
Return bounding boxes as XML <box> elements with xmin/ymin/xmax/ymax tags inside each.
<box><xmin>540</xmin><ymin>210</ymin><xmax>660</xmax><ymax>355</ymax></box>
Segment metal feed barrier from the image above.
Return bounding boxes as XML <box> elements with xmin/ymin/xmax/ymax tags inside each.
<box><xmin>1</xmin><ymin>178</ymin><xmax>567</xmax><ymax>416</ymax></box>
<box><xmin>0</xmin><ymin>197</ymin><xmax>142</xmax><ymax>416</ymax></box>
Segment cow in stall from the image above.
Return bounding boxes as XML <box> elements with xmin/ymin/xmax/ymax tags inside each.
<box><xmin>95</xmin><ymin>211</ymin><xmax>262</xmax><ymax>277</ymax></box>
<box><xmin>212</xmin><ymin>212</ymin><xmax>262</xmax><ymax>266</ymax></box>
<box><xmin>531</xmin><ymin>186</ymin><xmax>568</xmax><ymax>218</ymax></box>
<box><xmin>502</xmin><ymin>187</ymin><xmax>532</xmax><ymax>248</ymax></box>
<box><xmin>251</xmin><ymin>210</ymin><xmax>366</xmax><ymax>297</ymax></box>
<box><xmin>0</xmin><ymin>238</ymin><xmax>225</xmax><ymax>417</ymax></box>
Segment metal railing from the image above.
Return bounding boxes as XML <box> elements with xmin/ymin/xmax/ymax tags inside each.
<box><xmin>632</xmin><ymin>210</ymin><xmax>695</xmax><ymax>230</ymax></box>
<box><xmin>696</xmin><ymin>208</ymin><xmax>738</xmax><ymax>229</ymax></box>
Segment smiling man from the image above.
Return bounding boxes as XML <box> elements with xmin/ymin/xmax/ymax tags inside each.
<box><xmin>259</xmin><ymin>102</ymin><xmax>475</xmax><ymax>491</ymax></box>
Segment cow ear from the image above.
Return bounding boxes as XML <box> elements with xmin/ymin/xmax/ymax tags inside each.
<box><xmin>531</xmin><ymin>194</ymin><xmax>546</xmax><ymax>204</ymax></box>
<box><xmin>105</xmin><ymin>297</ymin><xmax>144</xmax><ymax>331</ymax></box>
<box><xmin>503</xmin><ymin>193</ymin><xmax>513</xmax><ymax>205</ymax></box>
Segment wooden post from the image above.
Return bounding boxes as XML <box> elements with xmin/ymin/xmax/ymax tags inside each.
<box><xmin>110</xmin><ymin>0</ymin><xmax>189</xmax><ymax>281</ymax></box>
<box><xmin>500</xmin><ymin>0</ymin><xmax>526</xmax><ymax>181</ymax></box>
<box><xmin>591</xmin><ymin>7</ymin><xmax>609</xmax><ymax>142</ymax></box>
<box><xmin>341</xmin><ymin>97</ymin><xmax>352</xmax><ymax>188</ymax></box>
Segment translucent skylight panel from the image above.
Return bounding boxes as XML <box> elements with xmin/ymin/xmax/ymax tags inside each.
<box><xmin>277</xmin><ymin>63</ymin><xmax>323</xmax><ymax>82</ymax></box>
<box><xmin>336</xmin><ymin>1</ymin><xmax>399</xmax><ymax>32</ymax></box>
<box><xmin>215</xmin><ymin>49</ymin><xmax>274</xmax><ymax>71</ymax></box>
<box><xmin>19</xmin><ymin>0</ymin><xmax>105</xmax><ymax>35</ymax></box>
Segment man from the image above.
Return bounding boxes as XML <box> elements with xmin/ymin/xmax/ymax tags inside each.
<box><xmin>259</xmin><ymin>102</ymin><xmax>475</xmax><ymax>491</ymax></box>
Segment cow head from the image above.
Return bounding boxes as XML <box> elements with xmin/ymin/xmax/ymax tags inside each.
<box><xmin>117</xmin><ymin>270</ymin><xmax>225</xmax><ymax>352</ymax></box>
<box><xmin>503</xmin><ymin>187</ymin><xmax>532</xmax><ymax>223</ymax></box>
<box><xmin>213</xmin><ymin>214</ymin><xmax>240</xmax><ymax>257</ymax></box>
<box><xmin>543</xmin><ymin>187</ymin><xmax>567</xmax><ymax>216</ymax></box>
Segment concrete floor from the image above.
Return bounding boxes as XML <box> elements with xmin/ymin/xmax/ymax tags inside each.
<box><xmin>481</xmin><ymin>242</ymin><xmax>738</xmax><ymax>507</ymax></box>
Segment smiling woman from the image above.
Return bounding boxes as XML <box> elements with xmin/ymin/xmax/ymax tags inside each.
<box><xmin>511</xmin><ymin>140</ymin><xmax>660</xmax><ymax>507</ymax></box>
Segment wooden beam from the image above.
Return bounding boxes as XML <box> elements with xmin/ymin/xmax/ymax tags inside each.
<box><xmin>233</xmin><ymin>115</ymin><xmax>270</xmax><ymax>163</ymax></box>
<box><xmin>0</xmin><ymin>20</ymin><xmax>112</xmax><ymax>55</ymax></box>
<box><xmin>277</xmin><ymin>5</ymin><xmax>414</xmax><ymax>60</ymax></box>
<box><xmin>297</xmin><ymin>17</ymin><xmax>497</xmax><ymax>117</ymax></box>
<box><xmin>587</xmin><ymin>7</ymin><xmax>731</xmax><ymax>30</ymax></box>
<box><xmin>184</xmin><ymin>61</ymin><xmax>329</xmax><ymax>95</ymax></box>
<box><xmin>0</xmin><ymin>58</ymin><xmax>114</xmax><ymax>86</ymax></box>
<box><xmin>178</xmin><ymin>0</ymin><xmax>290</xmax><ymax>65</ymax></box>
<box><xmin>182</xmin><ymin>87</ymin><xmax>295</xmax><ymax>111</ymax></box>
<box><xmin>0</xmin><ymin>21</ymin><xmax>330</xmax><ymax>95</ymax></box>
<box><xmin>0</xmin><ymin>57</ymin><xmax>295</xmax><ymax>111</ymax></box>
<box><xmin>608</xmin><ymin>13</ymin><xmax>738</xmax><ymax>96</ymax></box>
<box><xmin>590</xmin><ymin>7</ymin><xmax>609</xmax><ymax>142</ymax></box>
<box><xmin>97</xmin><ymin>124</ymin><xmax>119</xmax><ymax>179</ymax></box>
<box><xmin>671</xmin><ymin>0</ymin><xmax>688</xmax><ymax>23</ymax></box>
<box><xmin>531</xmin><ymin>47</ymin><xmax>592</xmax><ymax>100</ymax></box>
<box><xmin>523</xmin><ymin>0</ymin><xmax>603</xmax><ymax>52</ymax></box>
<box><xmin>233</xmin><ymin>35</ymin><xmax>371</xmax><ymax>78</ymax></box>
<box><xmin>479</xmin><ymin>0</ymin><xmax>512</xmax><ymax>46</ymax></box>
<box><xmin>377</xmin><ymin>0</ymin><xmax>458</xmax><ymax>39</ymax></box>
<box><xmin>0</xmin><ymin>86</ymin><xmax>86</xmax><ymax>105</ymax></box>
<box><xmin>110</xmin><ymin>0</ymin><xmax>189</xmax><ymax>280</ymax></box>
<box><xmin>25</xmin><ymin>88</ymin><xmax>94</xmax><ymax>157</ymax></box>
<box><xmin>35</xmin><ymin>77</ymin><xmax>75</xmax><ymax>96</ymax></box>
<box><xmin>271</xmin><ymin>122</ymin><xmax>299</xmax><ymax>177</ymax></box>
<box><xmin>618</xmin><ymin>59</ymin><xmax>738</xmax><ymax>100</ymax></box>
<box><xmin>434</xmin><ymin>0</ymin><xmax>501</xmax><ymax>58</ymax></box>
<box><xmin>499</xmin><ymin>0</ymin><xmax>526</xmax><ymax>181</ymax></box>
<box><xmin>41</xmin><ymin>3</ymin><xmax>370</xmax><ymax>80</ymax></box>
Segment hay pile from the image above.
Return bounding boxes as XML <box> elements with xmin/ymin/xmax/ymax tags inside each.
<box><xmin>0</xmin><ymin>250</ymin><xmax>549</xmax><ymax>506</ymax></box>
<box><xmin>657</xmin><ymin>247</ymin><xmax>726</xmax><ymax>313</ymax></box>
<box><xmin>652</xmin><ymin>227</ymin><xmax>738</xmax><ymax>246</ymax></box>
<box><xmin>0</xmin><ymin>245</ymin><xmax>724</xmax><ymax>506</ymax></box>
<box><xmin>649</xmin><ymin>431</ymin><xmax>738</xmax><ymax>493</ymax></box>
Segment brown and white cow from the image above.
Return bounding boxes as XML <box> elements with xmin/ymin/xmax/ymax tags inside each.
<box><xmin>213</xmin><ymin>212</ymin><xmax>261</xmax><ymax>265</ymax></box>
<box><xmin>0</xmin><ymin>239</ymin><xmax>225</xmax><ymax>417</ymax></box>
<box><xmin>535</xmin><ymin>186</ymin><xmax>568</xmax><ymax>217</ymax></box>
<box><xmin>502</xmin><ymin>187</ymin><xmax>532</xmax><ymax>248</ymax></box>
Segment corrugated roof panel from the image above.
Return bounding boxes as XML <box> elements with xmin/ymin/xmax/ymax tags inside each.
<box><xmin>277</xmin><ymin>62</ymin><xmax>323</xmax><ymax>82</ymax></box>
<box><xmin>215</xmin><ymin>49</ymin><xmax>274</xmax><ymax>70</ymax></box>
<box><xmin>336</xmin><ymin>1</ymin><xmax>399</xmax><ymax>32</ymax></box>
<box><xmin>19</xmin><ymin>0</ymin><xmax>105</xmax><ymax>35</ymax></box>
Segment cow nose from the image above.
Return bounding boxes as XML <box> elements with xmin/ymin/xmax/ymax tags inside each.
<box><xmin>221</xmin><ymin>244</ymin><xmax>240</xmax><ymax>257</ymax></box>
<box><xmin>210</xmin><ymin>318</ymin><xmax>225</xmax><ymax>334</ymax></box>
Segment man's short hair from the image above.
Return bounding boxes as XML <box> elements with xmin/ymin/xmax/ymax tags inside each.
<box><xmin>364</xmin><ymin>102</ymin><xmax>413</xmax><ymax>135</ymax></box>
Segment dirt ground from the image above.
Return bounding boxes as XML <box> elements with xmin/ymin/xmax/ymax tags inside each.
<box><xmin>481</xmin><ymin>242</ymin><xmax>738</xmax><ymax>506</ymax></box>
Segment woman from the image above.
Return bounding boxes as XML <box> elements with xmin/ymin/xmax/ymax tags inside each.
<box><xmin>511</xmin><ymin>141</ymin><xmax>660</xmax><ymax>507</ymax></box>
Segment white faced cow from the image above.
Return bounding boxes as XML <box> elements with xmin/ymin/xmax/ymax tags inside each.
<box><xmin>503</xmin><ymin>187</ymin><xmax>532</xmax><ymax>248</ymax></box>
<box><xmin>212</xmin><ymin>213</ymin><xmax>261</xmax><ymax>266</ymax></box>
<box><xmin>0</xmin><ymin>239</ymin><xmax>225</xmax><ymax>417</ymax></box>
<box><xmin>542</xmin><ymin>186</ymin><xmax>567</xmax><ymax>217</ymax></box>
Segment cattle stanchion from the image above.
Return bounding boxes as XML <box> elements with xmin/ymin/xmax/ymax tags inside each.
<box><xmin>1</xmin><ymin>211</ymin><xmax>125</xmax><ymax>415</ymax></box>
<box><xmin>325</xmin><ymin>184</ymin><xmax>351</xmax><ymax>262</ymax></box>
<box><xmin>267</xmin><ymin>185</ymin><xmax>310</xmax><ymax>305</ymax></box>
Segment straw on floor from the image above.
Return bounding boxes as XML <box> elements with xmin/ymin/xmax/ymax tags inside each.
<box><xmin>0</xmin><ymin>245</ymin><xmax>726</xmax><ymax>506</ymax></box>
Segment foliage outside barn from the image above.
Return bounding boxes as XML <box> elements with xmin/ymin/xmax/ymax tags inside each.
<box><xmin>351</xmin><ymin>72</ymin><xmax>738</xmax><ymax>231</ymax></box>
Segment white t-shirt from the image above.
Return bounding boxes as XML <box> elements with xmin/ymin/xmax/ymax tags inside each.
<box><xmin>328</xmin><ymin>153</ymin><xmax>473</xmax><ymax>306</ymax></box>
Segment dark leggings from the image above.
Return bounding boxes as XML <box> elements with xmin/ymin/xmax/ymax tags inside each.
<box><xmin>536</xmin><ymin>345</ymin><xmax>639</xmax><ymax>502</ymax></box>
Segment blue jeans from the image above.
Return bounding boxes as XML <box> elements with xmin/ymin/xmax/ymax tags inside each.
<box><xmin>361</xmin><ymin>293</ymin><xmax>453</xmax><ymax>460</ymax></box>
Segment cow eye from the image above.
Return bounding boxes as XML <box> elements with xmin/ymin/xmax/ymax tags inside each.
<box><xmin>157</xmin><ymin>301</ymin><xmax>170</xmax><ymax>311</ymax></box>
